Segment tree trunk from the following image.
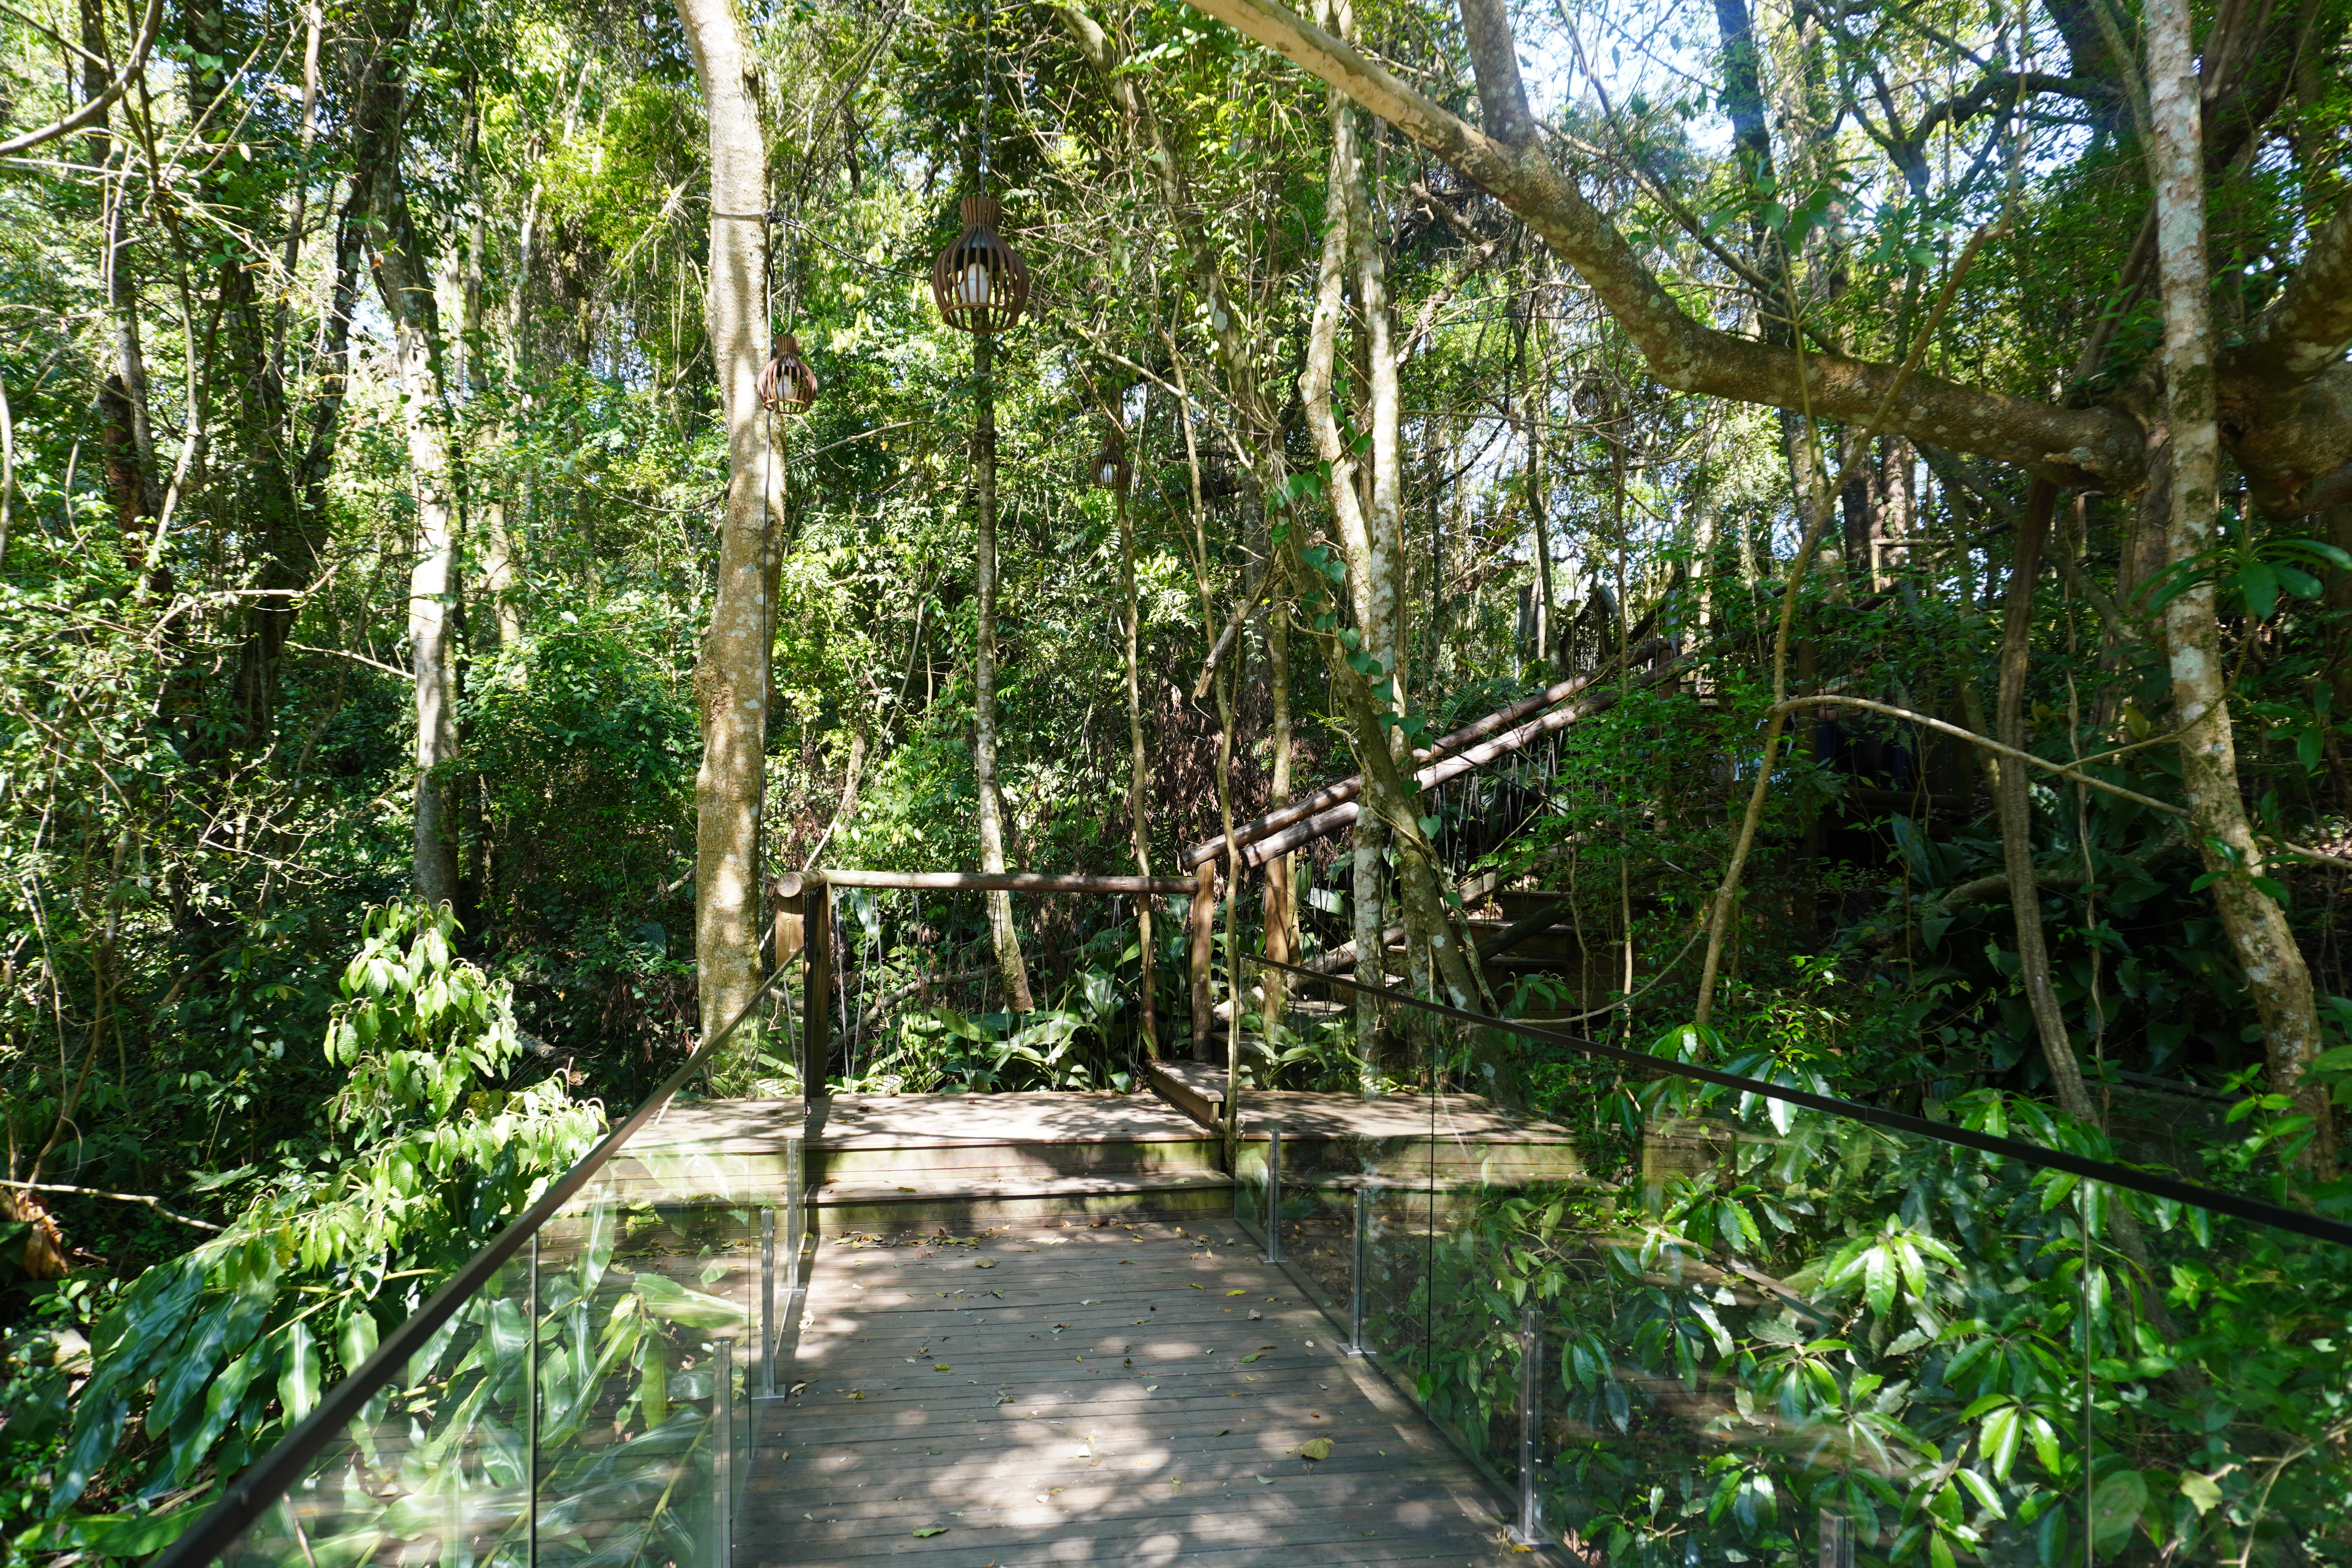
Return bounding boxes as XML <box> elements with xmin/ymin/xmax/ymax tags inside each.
<box><xmin>1262</xmin><ymin>572</ymin><xmax>1293</xmax><ymax>1054</ymax></box>
<box><xmin>349</xmin><ymin>18</ymin><xmax>463</xmax><ymax>912</ymax></box>
<box><xmin>1996</xmin><ymin>482</ymin><xmax>2099</xmax><ymax>1125</ymax></box>
<box><xmin>1117</xmin><ymin>484</ymin><xmax>1157</xmax><ymax>1053</ymax></box>
<box><xmin>2144</xmin><ymin>0</ymin><xmax>2332</xmax><ymax>1167</ymax></box>
<box><xmin>676</xmin><ymin>0</ymin><xmax>775</xmax><ymax>1047</ymax></box>
<box><xmin>973</xmin><ymin>331</ymin><xmax>1034</xmax><ymax>1010</ymax></box>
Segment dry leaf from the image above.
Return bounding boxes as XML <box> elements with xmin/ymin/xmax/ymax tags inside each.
<box><xmin>1299</xmin><ymin>1438</ymin><xmax>1332</xmax><ymax>1461</ymax></box>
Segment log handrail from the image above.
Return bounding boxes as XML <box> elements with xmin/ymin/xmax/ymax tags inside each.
<box><xmin>1178</xmin><ymin>634</ymin><xmax>1680</xmax><ymax>868</ymax></box>
<box><xmin>773</xmin><ymin>869</ymin><xmax>1196</xmax><ymax>896</ymax></box>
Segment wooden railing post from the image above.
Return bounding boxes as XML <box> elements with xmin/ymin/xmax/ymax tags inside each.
<box><xmin>804</xmin><ymin>875</ymin><xmax>834</xmax><ymax>1093</ymax></box>
<box><xmin>768</xmin><ymin>875</ymin><xmax>808</xmax><ymax>1087</ymax></box>
<box><xmin>1188</xmin><ymin>863</ymin><xmax>1217</xmax><ymax>1059</ymax></box>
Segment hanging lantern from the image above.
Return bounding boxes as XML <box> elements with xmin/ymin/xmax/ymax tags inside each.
<box><xmin>1087</xmin><ymin>428</ymin><xmax>1131</xmax><ymax>492</ymax></box>
<box><xmin>759</xmin><ymin>333</ymin><xmax>819</xmax><ymax>414</ymax></box>
<box><xmin>930</xmin><ymin>195</ymin><xmax>1029</xmax><ymax>334</ymax></box>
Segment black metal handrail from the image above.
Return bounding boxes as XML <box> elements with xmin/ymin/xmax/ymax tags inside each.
<box><xmin>152</xmin><ymin>960</ymin><xmax>800</xmax><ymax>1568</ymax></box>
<box><xmin>1250</xmin><ymin>954</ymin><xmax>2352</xmax><ymax>1249</ymax></box>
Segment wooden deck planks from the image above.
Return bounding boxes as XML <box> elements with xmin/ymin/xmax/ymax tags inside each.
<box><xmin>743</xmin><ymin>1218</ymin><xmax>1530</xmax><ymax>1566</ymax></box>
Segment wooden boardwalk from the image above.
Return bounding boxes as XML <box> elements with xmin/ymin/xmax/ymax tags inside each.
<box><xmin>745</xmin><ymin>1216</ymin><xmax>1530</xmax><ymax>1566</ymax></box>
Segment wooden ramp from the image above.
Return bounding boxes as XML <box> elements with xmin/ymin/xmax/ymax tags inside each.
<box><xmin>744</xmin><ymin>1216</ymin><xmax>1528</xmax><ymax>1566</ymax></box>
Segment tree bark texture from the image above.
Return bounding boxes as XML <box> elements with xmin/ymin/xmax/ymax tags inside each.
<box><xmin>349</xmin><ymin>11</ymin><xmax>462</xmax><ymax>913</ymax></box>
<box><xmin>972</xmin><ymin>331</ymin><xmax>1035</xmax><ymax>1011</ymax></box>
<box><xmin>677</xmin><ymin>0</ymin><xmax>776</xmax><ymax>1047</ymax></box>
<box><xmin>2144</xmin><ymin>0</ymin><xmax>2332</xmax><ymax>1163</ymax></box>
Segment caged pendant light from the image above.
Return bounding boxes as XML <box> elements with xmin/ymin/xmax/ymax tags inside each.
<box><xmin>1086</xmin><ymin>427</ymin><xmax>1130</xmax><ymax>492</ymax></box>
<box><xmin>931</xmin><ymin>0</ymin><xmax>1027</xmax><ymax>334</ymax></box>
<box><xmin>931</xmin><ymin>196</ymin><xmax>1029</xmax><ymax>335</ymax></box>
<box><xmin>758</xmin><ymin>332</ymin><xmax>819</xmax><ymax>414</ymax></box>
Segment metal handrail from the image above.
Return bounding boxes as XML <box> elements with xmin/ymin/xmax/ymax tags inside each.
<box><xmin>153</xmin><ymin>960</ymin><xmax>800</xmax><ymax>1568</ymax></box>
<box><xmin>1247</xmin><ymin>954</ymin><xmax>2352</xmax><ymax>1249</ymax></box>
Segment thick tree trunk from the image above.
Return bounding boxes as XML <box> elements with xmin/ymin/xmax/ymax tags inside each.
<box><xmin>2145</xmin><ymin>0</ymin><xmax>2332</xmax><ymax>1167</ymax></box>
<box><xmin>973</xmin><ymin>332</ymin><xmax>1034</xmax><ymax>1010</ymax></box>
<box><xmin>348</xmin><ymin>16</ymin><xmax>463</xmax><ymax>911</ymax></box>
<box><xmin>677</xmin><ymin>0</ymin><xmax>775</xmax><ymax>1046</ymax></box>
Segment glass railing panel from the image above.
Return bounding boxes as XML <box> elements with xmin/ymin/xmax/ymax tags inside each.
<box><xmin>205</xmin><ymin>1158</ymin><xmax>793</xmax><ymax>1568</ymax></box>
<box><xmin>1238</xmin><ymin>960</ymin><xmax>1440</xmax><ymax>1387</ymax></box>
<box><xmin>2086</xmin><ymin>1180</ymin><xmax>2351</xmax><ymax>1564</ymax></box>
<box><xmin>216</xmin><ymin>1254</ymin><xmax>535</xmax><ymax>1568</ymax></box>
<box><xmin>1419</xmin><ymin>1007</ymin><xmax>2098</xmax><ymax>1566</ymax></box>
<box><xmin>1227</xmin><ymin>957</ymin><xmax>2352</xmax><ymax>1567</ymax></box>
<box><xmin>535</xmin><ymin>1177</ymin><xmax>720</xmax><ymax>1568</ymax></box>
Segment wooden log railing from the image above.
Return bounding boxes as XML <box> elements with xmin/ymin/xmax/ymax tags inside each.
<box><xmin>1178</xmin><ymin>636</ymin><xmax>1680</xmax><ymax>870</ymax></box>
<box><xmin>768</xmin><ymin>868</ymin><xmax>1199</xmax><ymax>1087</ymax></box>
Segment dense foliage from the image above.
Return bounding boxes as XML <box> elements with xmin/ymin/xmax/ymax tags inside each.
<box><xmin>5</xmin><ymin>0</ymin><xmax>2352</xmax><ymax>1551</ymax></box>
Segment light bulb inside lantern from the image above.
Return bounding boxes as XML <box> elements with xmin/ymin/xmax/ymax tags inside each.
<box><xmin>960</xmin><ymin>260</ymin><xmax>993</xmax><ymax>307</ymax></box>
<box><xmin>1097</xmin><ymin>462</ymin><xmax>1118</xmax><ymax>485</ymax></box>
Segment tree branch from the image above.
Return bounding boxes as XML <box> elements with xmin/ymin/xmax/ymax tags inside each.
<box><xmin>1172</xmin><ymin>0</ymin><xmax>2147</xmax><ymax>488</ymax></box>
<box><xmin>0</xmin><ymin>1177</ymin><xmax>223</xmax><ymax>1230</ymax></box>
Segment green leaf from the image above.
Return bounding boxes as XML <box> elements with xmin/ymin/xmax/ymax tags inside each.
<box><xmin>1955</xmin><ymin>1467</ymin><xmax>2006</xmax><ymax>1519</ymax></box>
<box><xmin>76</xmin><ymin>1503</ymin><xmax>210</xmax><ymax>1558</ymax></box>
<box><xmin>632</xmin><ymin>1274</ymin><xmax>750</xmax><ymax>1330</ymax></box>
<box><xmin>2239</xmin><ymin>559</ymin><xmax>2281</xmax><ymax>621</ymax></box>
<box><xmin>1980</xmin><ymin>1405</ymin><xmax>2021</xmax><ymax>1480</ymax></box>
<box><xmin>48</xmin><ymin>1388</ymin><xmax>127</xmax><ymax>1515</ymax></box>
<box><xmin>912</xmin><ymin>1526</ymin><xmax>948</xmax><ymax>1537</ymax></box>
<box><xmin>278</xmin><ymin>1320</ymin><xmax>321</xmax><ymax>1422</ymax></box>
<box><xmin>2090</xmin><ymin>1471</ymin><xmax>2149</xmax><ymax>1553</ymax></box>
<box><xmin>2179</xmin><ymin>1471</ymin><xmax>2222</xmax><ymax>1515</ymax></box>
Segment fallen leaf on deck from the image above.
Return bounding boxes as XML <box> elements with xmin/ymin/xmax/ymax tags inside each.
<box><xmin>974</xmin><ymin>1260</ymin><xmax>996</xmax><ymax>1269</ymax></box>
<box><xmin>1298</xmin><ymin>1438</ymin><xmax>1332</xmax><ymax>1460</ymax></box>
<box><xmin>935</xmin><ymin>1364</ymin><xmax>951</xmax><ymax>1371</ymax></box>
<box><xmin>1248</xmin><ymin>1310</ymin><xmax>1262</xmax><ymax>1319</ymax></box>
<box><xmin>1189</xmin><ymin>1282</ymin><xmax>1203</xmax><ymax>1289</ymax></box>
<box><xmin>1241</xmin><ymin>1353</ymin><xmax>1263</xmax><ymax>1363</ymax></box>
<box><xmin>1214</xmin><ymin>1429</ymin><xmax>1229</xmax><ymax>1437</ymax></box>
<box><xmin>1226</xmin><ymin>1290</ymin><xmax>1247</xmax><ymax>1296</ymax></box>
<box><xmin>789</xmin><ymin>1383</ymin><xmax>810</xmax><ymax>1396</ymax></box>
<box><xmin>912</xmin><ymin>1527</ymin><xmax>948</xmax><ymax>1537</ymax></box>
<box><xmin>1257</xmin><ymin>1475</ymin><xmax>1275</xmax><ymax>1484</ymax></box>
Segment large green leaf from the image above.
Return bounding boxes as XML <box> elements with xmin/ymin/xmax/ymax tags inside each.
<box><xmin>632</xmin><ymin>1272</ymin><xmax>749</xmax><ymax>1330</ymax></box>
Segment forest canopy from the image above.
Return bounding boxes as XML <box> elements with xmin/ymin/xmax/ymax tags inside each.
<box><xmin>4</xmin><ymin>0</ymin><xmax>2352</xmax><ymax>1550</ymax></box>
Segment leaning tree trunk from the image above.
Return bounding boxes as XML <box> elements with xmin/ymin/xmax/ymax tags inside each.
<box><xmin>676</xmin><ymin>0</ymin><xmax>775</xmax><ymax>1049</ymax></box>
<box><xmin>973</xmin><ymin>332</ymin><xmax>1034</xmax><ymax>1010</ymax></box>
<box><xmin>1995</xmin><ymin>481</ymin><xmax>2100</xmax><ymax>1125</ymax></box>
<box><xmin>2144</xmin><ymin>0</ymin><xmax>2333</xmax><ymax>1169</ymax></box>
